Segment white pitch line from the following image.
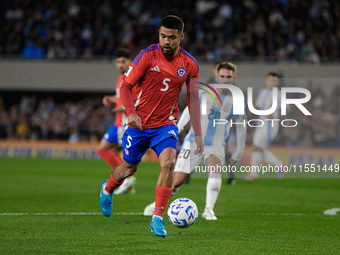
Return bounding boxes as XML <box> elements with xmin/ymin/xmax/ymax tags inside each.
<box><xmin>217</xmin><ymin>212</ymin><xmax>308</xmax><ymax>216</ymax></box>
<box><xmin>323</xmin><ymin>208</ymin><xmax>340</xmax><ymax>215</ymax></box>
<box><xmin>0</xmin><ymin>212</ymin><xmax>325</xmax><ymax>216</ymax></box>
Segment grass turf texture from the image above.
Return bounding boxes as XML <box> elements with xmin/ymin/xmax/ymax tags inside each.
<box><xmin>0</xmin><ymin>158</ymin><xmax>339</xmax><ymax>254</ymax></box>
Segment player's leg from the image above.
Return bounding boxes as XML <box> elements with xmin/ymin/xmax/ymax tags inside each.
<box><xmin>224</xmin><ymin>145</ymin><xmax>235</xmax><ymax>185</ymax></box>
<box><xmin>97</xmin><ymin>125</ymin><xmax>123</xmax><ymax>169</ymax></box>
<box><xmin>99</xmin><ymin>126</ymin><xmax>147</xmax><ymax>217</ymax></box>
<box><xmin>98</xmin><ymin>125</ymin><xmax>136</xmax><ymax>194</ymax></box>
<box><xmin>149</xmin><ymin>125</ymin><xmax>178</xmax><ymax>237</ymax></box>
<box><xmin>143</xmin><ymin>171</ymin><xmax>189</xmax><ymax>217</ymax></box>
<box><xmin>245</xmin><ymin>126</ymin><xmax>265</xmax><ymax>180</ymax></box>
<box><xmin>172</xmin><ymin>172</ymin><xmax>189</xmax><ymax>194</ymax></box>
<box><xmin>261</xmin><ymin>123</ymin><xmax>284</xmax><ymax>179</ymax></box>
<box><xmin>203</xmin><ymin>149</ymin><xmax>223</xmax><ymax>220</ymax></box>
<box><xmin>100</xmin><ymin>161</ymin><xmax>138</xmax><ymax>217</ymax></box>
<box><xmin>143</xmin><ymin>135</ymin><xmax>199</xmax><ymax>217</ymax></box>
<box><xmin>97</xmin><ymin>139</ymin><xmax>123</xmax><ymax>168</ymax></box>
<box><xmin>148</xmin><ymin>146</ymin><xmax>176</xmax><ymax>237</ymax></box>
<box><xmin>247</xmin><ymin>146</ymin><xmax>263</xmax><ymax>179</ymax></box>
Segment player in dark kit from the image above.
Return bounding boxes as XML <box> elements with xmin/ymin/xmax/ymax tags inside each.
<box><xmin>99</xmin><ymin>15</ymin><xmax>204</xmax><ymax>237</ymax></box>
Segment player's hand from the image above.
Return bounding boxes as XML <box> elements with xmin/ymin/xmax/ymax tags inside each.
<box><xmin>194</xmin><ymin>136</ymin><xmax>204</xmax><ymax>156</ymax></box>
<box><xmin>102</xmin><ymin>95</ymin><xmax>116</xmax><ymax>106</ymax></box>
<box><xmin>228</xmin><ymin>158</ymin><xmax>237</xmax><ymax>166</ymax></box>
<box><xmin>128</xmin><ymin>113</ymin><xmax>143</xmax><ymax>130</ymax></box>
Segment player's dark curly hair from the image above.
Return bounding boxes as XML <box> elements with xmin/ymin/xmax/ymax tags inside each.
<box><xmin>115</xmin><ymin>48</ymin><xmax>130</xmax><ymax>59</ymax></box>
<box><xmin>267</xmin><ymin>71</ymin><xmax>285</xmax><ymax>88</ymax></box>
<box><xmin>160</xmin><ymin>15</ymin><xmax>184</xmax><ymax>33</ymax></box>
<box><xmin>267</xmin><ymin>72</ymin><xmax>280</xmax><ymax>78</ymax></box>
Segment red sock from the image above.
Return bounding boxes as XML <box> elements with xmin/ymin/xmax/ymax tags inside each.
<box><xmin>105</xmin><ymin>171</ymin><xmax>123</xmax><ymax>194</ymax></box>
<box><xmin>154</xmin><ymin>186</ymin><xmax>172</xmax><ymax>218</ymax></box>
<box><xmin>97</xmin><ymin>148</ymin><xmax>123</xmax><ymax>169</ymax></box>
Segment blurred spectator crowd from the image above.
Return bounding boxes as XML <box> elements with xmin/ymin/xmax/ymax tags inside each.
<box><xmin>273</xmin><ymin>84</ymin><xmax>340</xmax><ymax>147</ymax></box>
<box><xmin>0</xmin><ymin>84</ymin><xmax>339</xmax><ymax>147</ymax></box>
<box><xmin>2</xmin><ymin>0</ymin><xmax>340</xmax><ymax>63</ymax></box>
<box><xmin>0</xmin><ymin>95</ymin><xmax>113</xmax><ymax>143</ymax></box>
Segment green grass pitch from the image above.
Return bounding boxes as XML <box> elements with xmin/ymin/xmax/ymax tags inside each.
<box><xmin>0</xmin><ymin>158</ymin><xmax>339</xmax><ymax>254</ymax></box>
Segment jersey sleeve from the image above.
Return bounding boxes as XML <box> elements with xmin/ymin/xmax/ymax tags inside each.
<box><xmin>115</xmin><ymin>75</ymin><xmax>124</xmax><ymax>107</ymax></box>
<box><xmin>186</xmin><ymin>61</ymin><xmax>201</xmax><ymax>136</ymax></box>
<box><xmin>123</xmin><ymin>50</ymin><xmax>150</xmax><ymax>85</ymax></box>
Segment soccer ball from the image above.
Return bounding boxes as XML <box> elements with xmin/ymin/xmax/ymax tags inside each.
<box><xmin>167</xmin><ymin>198</ymin><xmax>198</xmax><ymax>228</ymax></box>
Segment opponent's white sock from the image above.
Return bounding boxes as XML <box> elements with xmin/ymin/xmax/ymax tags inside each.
<box><xmin>250</xmin><ymin>151</ymin><xmax>262</xmax><ymax>177</ymax></box>
<box><xmin>263</xmin><ymin>150</ymin><xmax>282</xmax><ymax>166</ymax></box>
<box><xmin>205</xmin><ymin>173</ymin><xmax>222</xmax><ymax>210</ymax></box>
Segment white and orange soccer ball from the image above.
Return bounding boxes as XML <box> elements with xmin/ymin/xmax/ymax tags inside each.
<box><xmin>167</xmin><ymin>198</ymin><xmax>198</xmax><ymax>228</ymax></box>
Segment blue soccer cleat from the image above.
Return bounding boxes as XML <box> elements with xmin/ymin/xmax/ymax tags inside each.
<box><xmin>149</xmin><ymin>216</ymin><xmax>167</xmax><ymax>238</ymax></box>
<box><xmin>99</xmin><ymin>180</ymin><xmax>113</xmax><ymax>217</ymax></box>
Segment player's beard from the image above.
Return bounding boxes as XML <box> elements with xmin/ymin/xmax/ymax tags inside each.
<box><xmin>161</xmin><ymin>45</ymin><xmax>177</xmax><ymax>57</ymax></box>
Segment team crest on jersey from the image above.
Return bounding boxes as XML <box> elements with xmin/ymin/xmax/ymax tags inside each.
<box><xmin>124</xmin><ymin>148</ymin><xmax>129</xmax><ymax>156</ymax></box>
<box><xmin>177</xmin><ymin>68</ymin><xmax>186</xmax><ymax>77</ymax></box>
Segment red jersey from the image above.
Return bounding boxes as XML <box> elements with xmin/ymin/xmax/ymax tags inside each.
<box><xmin>122</xmin><ymin>43</ymin><xmax>199</xmax><ymax>130</ymax></box>
<box><xmin>114</xmin><ymin>74</ymin><xmax>126</xmax><ymax>127</ymax></box>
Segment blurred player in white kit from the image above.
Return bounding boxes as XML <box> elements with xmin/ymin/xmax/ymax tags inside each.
<box><xmin>244</xmin><ymin>72</ymin><xmax>285</xmax><ymax>180</ymax></box>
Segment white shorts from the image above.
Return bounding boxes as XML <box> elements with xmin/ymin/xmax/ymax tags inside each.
<box><xmin>252</xmin><ymin>121</ymin><xmax>279</xmax><ymax>149</ymax></box>
<box><xmin>174</xmin><ymin>138</ymin><xmax>225</xmax><ymax>174</ymax></box>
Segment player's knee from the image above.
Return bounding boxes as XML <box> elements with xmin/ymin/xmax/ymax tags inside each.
<box><xmin>125</xmin><ymin>164</ymin><xmax>138</xmax><ymax>176</ymax></box>
<box><xmin>160</xmin><ymin>157</ymin><xmax>176</xmax><ymax>172</ymax></box>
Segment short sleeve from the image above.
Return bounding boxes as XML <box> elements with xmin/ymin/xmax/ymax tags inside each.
<box><xmin>123</xmin><ymin>50</ymin><xmax>150</xmax><ymax>85</ymax></box>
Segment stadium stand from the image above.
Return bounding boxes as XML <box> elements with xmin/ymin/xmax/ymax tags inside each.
<box><xmin>2</xmin><ymin>0</ymin><xmax>340</xmax><ymax>62</ymax></box>
<box><xmin>0</xmin><ymin>84</ymin><xmax>339</xmax><ymax>147</ymax></box>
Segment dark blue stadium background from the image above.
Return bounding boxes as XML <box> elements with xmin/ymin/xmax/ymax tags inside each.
<box><xmin>2</xmin><ymin>0</ymin><xmax>339</xmax><ymax>63</ymax></box>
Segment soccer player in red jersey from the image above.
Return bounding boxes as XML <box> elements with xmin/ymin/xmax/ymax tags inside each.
<box><xmin>99</xmin><ymin>15</ymin><xmax>204</xmax><ymax>237</ymax></box>
<box><xmin>97</xmin><ymin>49</ymin><xmax>136</xmax><ymax>194</ymax></box>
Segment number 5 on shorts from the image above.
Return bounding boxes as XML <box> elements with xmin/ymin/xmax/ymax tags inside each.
<box><xmin>126</xmin><ymin>135</ymin><xmax>132</xmax><ymax>148</ymax></box>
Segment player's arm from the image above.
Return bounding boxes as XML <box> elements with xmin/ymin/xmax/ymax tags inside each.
<box><xmin>120</xmin><ymin>51</ymin><xmax>149</xmax><ymax>130</ymax></box>
<box><xmin>120</xmin><ymin>80</ymin><xmax>142</xmax><ymax>130</ymax></box>
<box><xmin>112</xmin><ymin>105</ymin><xmax>125</xmax><ymax>113</ymax></box>
<box><xmin>229</xmin><ymin>115</ymin><xmax>247</xmax><ymax>165</ymax></box>
<box><xmin>186</xmin><ymin>77</ymin><xmax>203</xmax><ymax>156</ymax></box>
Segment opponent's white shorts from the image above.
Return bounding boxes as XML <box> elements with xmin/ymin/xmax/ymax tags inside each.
<box><xmin>252</xmin><ymin>121</ymin><xmax>279</xmax><ymax>149</ymax></box>
<box><xmin>174</xmin><ymin>138</ymin><xmax>225</xmax><ymax>174</ymax></box>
